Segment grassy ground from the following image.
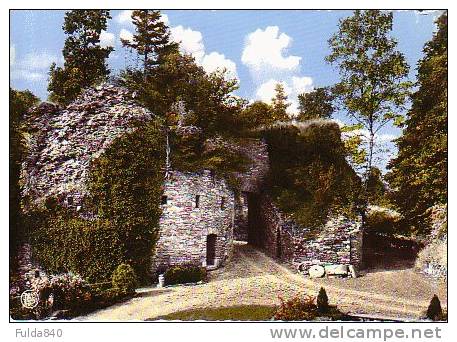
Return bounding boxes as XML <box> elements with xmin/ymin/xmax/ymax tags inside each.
<box><xmin>151</xmin><ymin>305</ymin><xmax>277</xmax><ymax>321</ymax></box>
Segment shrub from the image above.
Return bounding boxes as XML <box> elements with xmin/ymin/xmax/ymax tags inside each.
<box><xmin>426</xmin><ymin>295</ymin><xmax>443</xmax><ymax>321</ymax></box>
<box><xmin>112</xmin><ymin>264</ymin><xmax>138</xmax><ymax>295</ymax></box>
<box><xmin>274</xmin><ymin>295</ymin><xmax>317</xmax><ymax>321</ymax></box>
<box><xmin>87</xmin><ymin>120</ymin><xmax>166</xmax><ymax>281</ymax></box>
<box><xmin>263</xmin><ymin>121</ymin><xmax>362</xmax><ymax>228</ymax></box>
<box><xmin>164</xmin><ymin>264</ymin><xmax>207</xmax><ymax>286</ymax></box>
<box><xmin>29</xmin><ymin>209</ymin><xmax>125</xmax><ymax>283</ymax></box>
<box><xmin>317</xmin><ymin>287</ymin><xmax>329</xmax><ymax>313</ymax></box>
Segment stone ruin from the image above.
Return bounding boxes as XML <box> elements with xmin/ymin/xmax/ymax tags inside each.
<box><xmin>22</xmin><ymin>82</ymin><xmax>363</xmax><ymax>279</ymax></box>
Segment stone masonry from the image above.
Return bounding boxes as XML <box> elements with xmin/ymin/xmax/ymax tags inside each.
<box><xmin>21</xmin><ymin>83</ymin><xmax>154</xmax><ymax>212</ymax></box>
<box><xmin>152</xmin><ymin>170</ymin><xmax>235</xmax><ymax>273</ymax></box>
<box><xmin>259</xmin><ymin>195</ymin><xmax>363</xmax><ymax>272</ymax></box>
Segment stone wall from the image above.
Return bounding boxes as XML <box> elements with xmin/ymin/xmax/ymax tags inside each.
<box><xmin>259</xmin><ymin>195</ymin><xmax>363</xmax><ymax>272</ymax></box>
<box><xmin>152</xmin><ymin>170</ymin><xmax>235</xmax><ymax>273</ymax></box>
<box><xmin>21</xmin><ymin>83</ymin><xmax>155</xmax><ymax>212</ymax></box>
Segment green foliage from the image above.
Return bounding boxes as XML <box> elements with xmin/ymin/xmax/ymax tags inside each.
<box><xmin>164</xmin><ymin>264</ymin><xmax>207</xmax><ymax>286</ymax></box>
<box><xmin>87</xmin><ymin>120</ymin><xmax>166</xmax><ymax>280</ymax></box>
<box><xmin>271</xmin><ymin>83</ymin><xmax>291</xmax><ymax>121</ymax></box>
<box><xmin>366</xmin><ymin>167</ymin><xmax>388</xmax><ymax>205</ymax></box>
<box><xmin>426</xmin><ymin>295</ymin><xmax>443</xmax><ymax>321</ymax></box>
<box><xmin>340</xmin><ymin>123</ymin><xmax>367</xmax><ymax>172</ymax></box>
<box><xmin>298</xmin><ymin>87</ymin><xmax>334</xmax><ymax>121</ymax></box>
<box><xmin>263</xmin><ymin>122</ymin><xmax>362</xmax><ymax>227</ymax></box>
<box><xmin>111</xmin><ymin>264</ymin><xmax>138</xmax><ymax>295</ymax></box>
<box><xmin>121</xmin><ymin>10</ymin><xmax>178</xmax><ymax>72</ymax></box>
<box><xmin>365</xmin><ymin>209</ymin><xmax>399</xmax><ymax>235</ymax></box>
<box><xmin>28</xmin><ymin>208</ymin><xmax>125</xmax><ymax>283</ymax></box>
<box><xmin>238</xmin><ymin>101</ymin><xmax>275</xmax><ymax>130</ymax></box>
<box><xmin>120</xmin><ymin>52</ymin><xmax>241</xmax><ymax>136</ymax></box>
<box><xmin>317</xmin><ymin>287</ymin><xmax>329</xmax><ymax>313</ymax></box>
<box><xmin>386</xmin><ymin>13</ymin><xmax>447</xmax><ymax>236</ymax></box>
<box><xmin>48</xmin><ymin>10</ymin><xmax>113</xmax><ymax>104</ymax></box>
<box><xmin>9</xmin><ymin>88</ymin><xmax>40</xmax><ymax>251</ymax></box>
<box><xmin>327</xmin><ymin>10</ymin><xmax>411</xmax><ymax>189</ymax></box>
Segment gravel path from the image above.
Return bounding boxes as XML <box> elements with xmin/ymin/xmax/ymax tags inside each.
<box><xmin>77</xmin><ymin>243</ymin><xmax>447</xmax><ymax>321</ymax></box>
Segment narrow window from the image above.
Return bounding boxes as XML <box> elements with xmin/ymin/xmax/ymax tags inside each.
<box><xmin>67</xmin><ymin>196</ymin><xmax>73</xmax><ymax>206</ymax></box>
<box><xmin>161</xmin><ymin>195</ymin><xmax>168</xmax><ymax>205</ymax></box>
<box><xmin>195</xmin><ymin>195</ymin><xmax>200</xmax><ymax>208</ymax></box>
<box><xmin>221</xmin><ymin>197</ymin><xmax>226</xmax><ymax>209</ymax></box>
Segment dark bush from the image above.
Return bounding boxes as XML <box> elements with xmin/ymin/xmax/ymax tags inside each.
<box><xmin>274</xmin><ymin>295</ymin><xmax>318</xmax><ymax>321</ymax></box>
<box><xmin>426</xmin><ymin>294</ymin><xmax>443</xmax><ymax>321</ymax></box>
<box><xmin>112</xmin><ymin>264</ymin><xmax>138</xmax><ymax>295</ymax></box>
<box><xmin>164</xmin><ymin>264</ymin><xmax>207</xmax><ymax>286</ymax></box>
<box><xmin>317</xmin><ymin>287</ymin><xmax>329</xmax><ymax>313</ymax></box>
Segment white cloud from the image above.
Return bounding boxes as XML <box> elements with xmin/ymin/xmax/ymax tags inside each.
<box><xmin>10</xmin><ymin>45</ymin><xmax>16</xmax><ymax>65</ymax></box>
<box><xmin>242</xmin><ymin>26</ymin><xmax>315</xmax><ymax>116</ymax></box>
<box><xmin>201</xmin><ymin>52</ymin><xmax>238</xmax><ymax>78</ymax></box>
<box><xmin>242</xmin><ymin>26</ymin><xmax>301</xmax><ymax>77</ymax></box>
<box><xmin>119</xmin><ymin>28</ymin><xmax>134</xmax><ymax>43</ymax></box>
<box><xmin>291</xmin><ymin>76</ymin><xmax>313</xmax><ymax>94</ymax></box>
<box><xmin>116</xmin><ymin>10</ymin><xmax>133</xmax><ymax>25</ymax></box>
<box><xmin>100</xmin><ymin>31</ymin><xmax>115</xmax><ymax>48</ymax></box>
<box><xmin>170</xmin><ymin>25</ymin><xmax>205</xmax><ymax>62</ymax></box>
<box><xmin>170</xmin><ymin>25</ymin><xmax>237</xmax><ymax>80</ymax></box>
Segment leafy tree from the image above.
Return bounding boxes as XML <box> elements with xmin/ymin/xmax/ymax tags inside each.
<box><xmin>120</xmin><ymin>52</ymin><xmax>240</xmax><ymax>135</ymax></box>
<box><xmin>121</xmin><ymin>10</ymin><xmax>178</xmax><ymax>74</ymax></box>
<box><xmin>297</xmin><ymin>87</ymin><xmax>334</xmax><ymax>121</ymax></box>
<box><xmin>386</xmin><ymin>12</ymin><xmax>447</xmax><ymax>235</ymax></box>
<box><xmin>48</xmin><ymin>10</ymin><xmax>113</xmax><ymax>104</ymax></box>
<box><xmin>10</xmin><ymin>88</ymin><xmax>39</xmax><ymax>251</ymax></box>
<box><xmin>326</xmin><ymin>10</ymin><xmax>411</xmax><ymax>195</ymax></box>
<box><xmin>365</xmin><ymin>167</ymin><xmax>387</xmax><ymax>205</ymax></box>
<box><xmin>271</xmin><ymin>83</ymin><xmax>290</xmax><ymax>121</ymax></box>
<box><xmin>238</xmin><ymin>101</ymin><xmax>275</xmax><ymax>129</ymax></box>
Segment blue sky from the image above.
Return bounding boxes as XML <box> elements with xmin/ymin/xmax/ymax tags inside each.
<box><xmin>10</xmin><ymin>10</ymin><xmax>441</xmax><ymax>170</ymax></box>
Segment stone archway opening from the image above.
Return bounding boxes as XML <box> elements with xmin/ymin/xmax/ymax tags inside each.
<box><xmin>206</xmin><ymin>234</ymin><xmax>217</xmax><ymax>266</ymax></box>
<box><xmin>247</xmin><ymin>192</ymin><xmax>262</xmax><ymax>247</ymax></box>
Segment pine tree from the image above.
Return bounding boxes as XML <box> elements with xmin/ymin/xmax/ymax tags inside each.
<box><xmin>271</xmin><ymin>83</ymin><xmax>290</xmax><ymax>121</ymax></box>
<box><xmin>48</xmin><ymin>10</ymin><xmax>113</xmax><ymax>105</ymax></box>
<box><xmin>121</xmin><ymin>10</ymin><xmax>178</xmax><ymax>74</ymax></box>
<box><xmin>386</xmin><ymin>12</ymin><xmax>447</xmax><ymax>235</ymax></box>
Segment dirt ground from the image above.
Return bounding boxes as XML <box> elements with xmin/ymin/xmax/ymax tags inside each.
<box><xmin>77</xmin><ymin>242</ymin><xmax>447</xmax><ymax>321</ymax></box>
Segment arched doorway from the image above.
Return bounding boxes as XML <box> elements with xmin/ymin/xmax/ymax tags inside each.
<box><xmin>206</xmin><ymin>234</ymin><xmax>217</xmax><ymax>266</ymax></box>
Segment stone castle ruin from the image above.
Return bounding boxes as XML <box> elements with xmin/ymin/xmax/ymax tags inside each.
<box><xmin>22</xmin><ymin>83</ymin><xmax>363</xmax><ymax>279</ymax></box>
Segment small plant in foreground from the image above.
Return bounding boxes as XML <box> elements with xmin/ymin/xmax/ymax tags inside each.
<box><xmin>274</xmin><ymin>295</ymin><xmax>317</xmax><ymax>321</ymax></box>
<box><xmin>426</xmin><ymin>294</ymin><xmax>443</xmax><ymax>321</ymax></box>
<box><xmin>111</xmin><ymin>264</ymin><xmax>138</xmax><ymax>295</ymax></box>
